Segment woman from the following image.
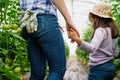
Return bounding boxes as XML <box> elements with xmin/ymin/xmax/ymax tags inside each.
<box><xmin>20</xmin><ymin>0</ymin><xmax>79</xmax><ymax>80</ymax></box>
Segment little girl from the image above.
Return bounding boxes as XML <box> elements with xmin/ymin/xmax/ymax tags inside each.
<box><xmin>69</xmin><ymin>2</ymin><xmax>119</xmax><ymax>80</ymax></box>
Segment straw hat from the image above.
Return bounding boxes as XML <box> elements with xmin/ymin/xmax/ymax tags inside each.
<box><xmin>89</xmin><ymin>2</ymin><xmax>113</xmax><ymax>18</ymax></box>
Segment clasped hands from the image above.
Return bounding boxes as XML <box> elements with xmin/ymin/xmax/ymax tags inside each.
<box><xmin>67</xmin><ymin>28</ymin><xmax>80</xmax><ymax>42</ymax></box>
<box><xmin>66</xmin><ymin>22</ymin><xmax>82</xmax><ymax>45</ymax></box>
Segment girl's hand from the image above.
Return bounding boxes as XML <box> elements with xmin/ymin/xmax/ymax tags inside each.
<box><xmin>69</xmin><ymin>29</ymin><xmax>80</xmax><ymax>42</ymax></box>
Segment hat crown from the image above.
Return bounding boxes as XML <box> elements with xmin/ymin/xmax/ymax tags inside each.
<box><xmin>90</xmin><ymin>2</ymin><xmax>112</xmax><ymax>18</ymax></box>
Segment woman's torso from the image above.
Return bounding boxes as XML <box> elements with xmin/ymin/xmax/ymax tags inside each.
<box><xmin>20</xmin><ymin>0</ymin><xmax>57</xmax><ymax>16</ymax></box>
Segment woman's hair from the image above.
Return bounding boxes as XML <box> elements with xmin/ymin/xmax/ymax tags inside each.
<box><xmin>89</xmin><ymin>13</ymin><xmax>119</xmax><ymax>39</ymax></box>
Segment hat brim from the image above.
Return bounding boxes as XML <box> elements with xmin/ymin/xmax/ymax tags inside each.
<box><xmin>89</xmin><ymin>11</ymin><xmax>113</xmax><ymax>19</ymax></box>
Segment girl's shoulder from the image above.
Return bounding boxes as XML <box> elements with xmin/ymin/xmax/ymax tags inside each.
<box><xmin>96</xmin><ymin>27</ymin><xmax>109</xmax><ymax>33</ymax></box>
<box><xmin>96</xmin><ymin>27</ymin><xmax>111</xmax><ymax>39</ymax></box>
<box><xmin>96</xmin><ymin>27</ymin><xmax>110</xmax><ymax>30</ymax></box>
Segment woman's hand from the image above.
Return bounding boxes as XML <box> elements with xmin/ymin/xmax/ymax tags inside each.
<box><xmin>69</xmin><ymin>29</ymin><xmax>82</xmax><ymax>45</ymax></box>
<box><xmin>69</xmin><ymin>29</ymin><xmax>79</xmax><ymax>41</ymax></box>
<box><xmin>66</xmin><ymin>20</ymin><xmax>80</xmax><ymax>39</ymax></box>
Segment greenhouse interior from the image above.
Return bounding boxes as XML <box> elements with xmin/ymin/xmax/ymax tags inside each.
<box><xmin>0</xmin><ymin>0</ymin><xmax>120</xmax><ymax>80</ymax></box>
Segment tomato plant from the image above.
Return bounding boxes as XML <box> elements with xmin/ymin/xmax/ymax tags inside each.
<box><xmin>0</xmin><ymin>0</ymin><xmax>30</xmax><ymax>79</ymax></box>
<box><xmin>0</xmin><ymin>0</ymin><xmax>20</xmax><ymax>25</ymax></box>
<box><xmin>0</xmin><ymin>24</ymin><xmax>30</xmax><ymax>80</ymax></box>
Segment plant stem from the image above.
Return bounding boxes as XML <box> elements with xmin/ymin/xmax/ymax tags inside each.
<box><xmin>4</xmin><ymin>0</ymin><xmax>9</xmax><ymax>24</ymax></box>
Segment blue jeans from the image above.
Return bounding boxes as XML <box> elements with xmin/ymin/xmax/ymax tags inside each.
<box><xmin>21</xmin><ymin>14</ymin><xmax>66</xmax><ymax>80</ymax></box>
<box><xmin>88</xmin><ymin>60</ymin><xmax>115</xmax><ymax>80</ymax></box>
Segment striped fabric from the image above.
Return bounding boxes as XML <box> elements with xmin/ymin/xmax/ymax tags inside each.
<box><xmin>20</xmin><ymin>0</ymin><xmax>57</xmax><ymax>16</ymax></box>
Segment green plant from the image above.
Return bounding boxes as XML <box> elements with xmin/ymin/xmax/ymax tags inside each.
<box><xmin>65</xmin><ymin>42</ymin><xmax>70</xmax><ymax>58</ymax></box>
<box><xmin>0</xmin><ymin>0</ymin><xmax>20</xmax><ymax>25</ymax></box>
<box><xmin>0</xmin><ymin>0</ymin><xmax>30</xmax><ymax>79</ymax></box>
<box><xmin>0</xmin><ymin>24</ymin><xmax>30</xmax><ymax>80</ymax></box>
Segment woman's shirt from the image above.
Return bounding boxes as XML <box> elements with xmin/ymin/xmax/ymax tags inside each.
<box><xmin>78</xmin><ymin>27</ymin><xmax>119</xmax><ymax>66</ymax></box>
<box><xmin>20</xmin><ymin>0</ymin><xmax>57</xmax><ymax>16</ymax></box>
